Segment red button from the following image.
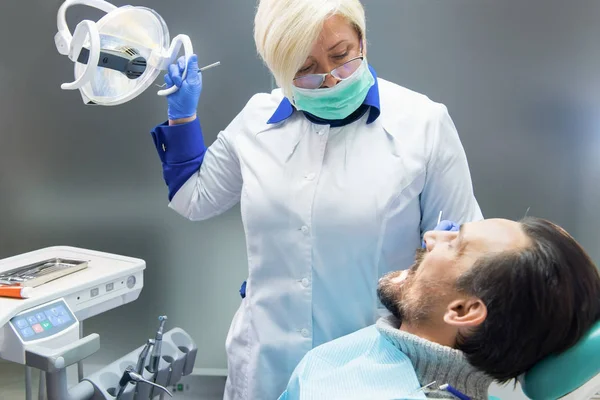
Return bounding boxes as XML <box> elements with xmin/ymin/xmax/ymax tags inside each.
<box><xmin>32</xmin><ymin>324</ymin><xmax>44</xmax><ymax>333</ymax></box>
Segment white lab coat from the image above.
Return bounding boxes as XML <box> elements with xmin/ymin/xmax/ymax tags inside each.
<box><xmin>169</xmin><ymin>77</ymin><xmax>483</xmax><ymax>400</ymax></box>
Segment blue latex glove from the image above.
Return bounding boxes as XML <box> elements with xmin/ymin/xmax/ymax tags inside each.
<box><xmin>164</xmin><ymin>54</ymin><xmax>202</xmax><ymax>120</ymax></box>
<box><xmin>434</xmin><ymin>220</ymin><xmax>460</xmax><ymax>232</ymax></box>
<box><xmin>422</xmin><ymin>220</ymin><xmax>460</xmax><ymax>248</ymax></box>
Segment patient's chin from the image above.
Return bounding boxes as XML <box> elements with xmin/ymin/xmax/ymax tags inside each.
<box><xmin>377</xmin><ymin>274</ymin><xmax>411</xmax><ymax>320</ymax></box>
<box><xmin>390</xmin><ymin>270</ymin><xmax>409</xmax><ymax>284</ymax></box>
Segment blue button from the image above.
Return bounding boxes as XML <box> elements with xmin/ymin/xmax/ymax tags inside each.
<box><xmin>36</xmin><ymin>313</ymin><xmax>46</xmax><ymax>322</ymax></box>
<box><xmin>49</xmin><ymin>316</ymin><xmax>61</xmax><ymax>326</ymax></box>
<box><xmin>50</xmin><ymin>308</ymin><xmax>60</xmax><ymax>317</ymax></box>
<box><xmin>21</xmin><ymin>327</ymin><xmax>34</xmax><ymax>338</ymax></box>
<box><xmin>15</xmin><ymin>319</ymin><xmax>29</xmax><ymax>329</ymax></box>
<box><xmin>27</xmin><ymin>316</ymin><xmax>38</xmax><ymax>325</ymax></box>
<box><xmin>56</xmin><ymin>317</ymin><xmax>65</xmax><ymax>325</ymax></box>
<box><xmin>44</xmin><ymin>310</ymin><xmax>54</xmax><ymax>320</ymax></box>
<box><xmin>56</xmin><ymin>306</ymin><xmax>68</xmax><ymax>317</ymax></box>
<box><xmin>60</xmin><ymin>312</ymin><xmax>71</xmax><ymax>323</ymax></box>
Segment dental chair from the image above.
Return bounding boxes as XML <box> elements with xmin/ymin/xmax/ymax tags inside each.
<box><xmin>518</xmin><ymin>320</ymin><xmax>600</xmax><ymax>399</ymax></box>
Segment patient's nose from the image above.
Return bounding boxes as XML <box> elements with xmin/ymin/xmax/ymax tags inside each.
<box><xmin>423</xmin><ymin>230</ymin><xmax>457</xmax><ymax>252</ymax></box>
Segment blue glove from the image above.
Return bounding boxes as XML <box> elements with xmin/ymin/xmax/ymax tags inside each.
<box><xmin>434</xmin><ymin>220</ymin><xmax>460</xmax><ymax>232</ymax></box>
<box><xmin>422</xmin><ymin>220</ymin><xmax>460</xmax><ymax>248</ymax></box>
<box><xmin>164</xmin><ymin>54</ymin><xmax>202</xmax><ymax>120</ymax></box>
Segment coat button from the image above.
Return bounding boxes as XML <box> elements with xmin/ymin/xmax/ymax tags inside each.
<box><xmin>301</xmin><ymin>329</ymin><xmax>310</xmax><ymax>338</ymax></box>
<box><xmin>301</xmin><ymin>278</ymin><xmax>310</xmax><ymax>287</ymax></box>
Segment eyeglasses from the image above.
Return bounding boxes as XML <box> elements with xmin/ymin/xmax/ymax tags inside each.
<box><xmin>293</xmin><ymin>56</ymin><xmax>364</xmax><ymax>90</ymax></box>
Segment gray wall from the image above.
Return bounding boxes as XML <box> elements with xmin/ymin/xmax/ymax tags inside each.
<box><xmin>0</xmin><ymin>0</ymin><xmax>598</xmax><ymax>379</ymax></box>
<box><xmin>364</xmin><ymin>0</ymin><xmax>600</xmax><ymax>240</ymax></box>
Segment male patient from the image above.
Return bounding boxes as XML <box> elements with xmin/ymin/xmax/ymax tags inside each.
<box><xmin>278</xmin><ymin>217</ymin><xmax>600</xmax><ymax>400</ymax></box>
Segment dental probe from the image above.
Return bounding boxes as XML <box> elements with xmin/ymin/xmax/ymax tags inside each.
<box><xmin>156</xmin><ymin>61</ymin><xmax>221</xmax><ymax>88</ymax></box>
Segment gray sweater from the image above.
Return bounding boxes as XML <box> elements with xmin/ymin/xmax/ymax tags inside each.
<box><xmin>376</xmin><ymin>316</ymin><xmax>494</xmax><ymax>400</ymax></box>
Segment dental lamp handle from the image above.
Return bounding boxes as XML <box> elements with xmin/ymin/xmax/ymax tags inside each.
<box><xmin>58</xmin><ymin>20</ymin><xmax>100</xmax><ymax>90</ymax></box>
<box><xmin>157</xmin><ymin>35</ymin><xmax>194</xmax><ymax>96</ymax></box>
<box><xmin>55</xmin><ymin>0</ymin><xmax>117</xmax><ymax>54</ymax></box>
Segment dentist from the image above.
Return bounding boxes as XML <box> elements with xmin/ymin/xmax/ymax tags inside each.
<box><xmin>149</xmin><ymin>0</ymin><xmax>482</xmax><ymax>398</ymax></box>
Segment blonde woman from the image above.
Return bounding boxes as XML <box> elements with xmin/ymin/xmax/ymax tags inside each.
<box><xmin>150</xmin><ymin>0</ymin><xmax>482</xmax><ymax>398</ymax></box>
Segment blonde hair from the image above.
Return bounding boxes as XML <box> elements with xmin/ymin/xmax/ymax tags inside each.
<box><xmin>254</xmin><ymin>0</ymin><xmax>367</xmax><ymax>102</ymax></box>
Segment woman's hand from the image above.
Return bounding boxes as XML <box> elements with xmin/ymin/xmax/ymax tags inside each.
<box><xmin>165</xmin><ymin>54</ymin><xmax>202</xmax><ymax>124</ymax></box>
<box><xmin>433</xmin><ymin>220</ymin><xmax>460</xmax><ymax>232</ymax></box>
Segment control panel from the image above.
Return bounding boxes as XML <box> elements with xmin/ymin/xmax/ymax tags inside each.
<box><xmin>10</xmin><ymin>299</ymin><xmax>76</xmax><ymax>342</ymax></box>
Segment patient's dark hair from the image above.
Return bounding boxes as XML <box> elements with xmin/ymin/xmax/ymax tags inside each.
<box><xmin>455</xmin><ymin>217</ymin><xmax>600</xmax><ymax>382</ymax></box>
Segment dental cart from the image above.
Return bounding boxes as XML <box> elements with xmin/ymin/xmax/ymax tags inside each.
<box><xmin>0</xmin><ymin>246</ymin><xmax>198</xmax><ymax>399</ymax></box>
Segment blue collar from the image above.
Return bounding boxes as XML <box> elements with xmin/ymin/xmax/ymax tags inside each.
<box><xmin>267</xmin><ymin>65</ymin><xmax>381</xmax><ymax>126</ymax></box>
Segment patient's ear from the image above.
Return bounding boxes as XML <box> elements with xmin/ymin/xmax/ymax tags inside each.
<box><xmin>443</xmin><ymin>298</ymin><xmax>487</xmax><ymax>328</ymax></box>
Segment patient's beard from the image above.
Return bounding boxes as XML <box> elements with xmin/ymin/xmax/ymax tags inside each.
<box><xmin>377</xmin><ymin>249</ymin><xmax>425</xmax><ymax>321</ymax></box>
<box><xmin>377</xmin><ymin>249</ymin><xmax>442</xmax><ymax>327</ymax></box>
<box><xmin>398</xmin><ymin>280</ymin><xmax>440</xmax><ymax>328</ymax></box>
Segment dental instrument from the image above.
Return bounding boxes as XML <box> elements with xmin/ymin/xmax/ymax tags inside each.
<box><xmin>405</xmin><ymin>380</ymin><xmax>436</xmax><ymax>397</ymax></box>
<box><xmin>129</xmin><ymin>338</ymin><xmax>154</xmax><ymax>399</ymax></box>
<box><xmin>422</xmin><ymin>211</ymin><xmax>445</xmax><ymax>249</ymax></box>
<box><xmin>155</xmin><ymin>61</ymin><xmax>222</xmax><ymax>88</ymax></box>
<box><xmin>390</xmin><ymin>381</ymin><xmax>436</xmax><ymax>399</ymax></box>
<box><xmin>115</xmin><ymin>366</ymin><xmax>134</xmax><ymax>399</ymax></box>
<box><xmin>116</xmin><ymin>365</ymin><xmax>173</xmax><ymax>399</ymax></box>
<box><xmin>135</xmin><ymin>338</ymin><xmax>155</xmax><ymax>374</ymax></box>
<box><xmin>439</xmin><ymin>383</ymin><xmax>471</xmax><ymax>400</ymax></box>
<box><xmin>148</xmin><ymin>315</ymin><xmax>167</xmax><ymax>373</ymax></box>
<box><xmin>0</xmin><ymin>278</ymin><xmax>23</xmax><ymax>285</ymax></box>
<box><xmin>198</xmin><ymin>61</ymin><xmax>222</xmax><ymax>71</ymax></box>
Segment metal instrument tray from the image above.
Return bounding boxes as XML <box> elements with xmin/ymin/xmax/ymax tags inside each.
<box><xmin>0</xmin><ymin>258</ymin><xmax>88</xmax><ymax>286</ymax></box>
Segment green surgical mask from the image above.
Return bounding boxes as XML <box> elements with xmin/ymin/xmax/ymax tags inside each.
<box><xmin>291</xmin><ymin>59</ymin><xmax>375</xmax><ymax>121</ymax></box>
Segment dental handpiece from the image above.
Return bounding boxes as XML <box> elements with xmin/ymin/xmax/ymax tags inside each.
<box><xmin>116</xmin><ymin>340</ymin><xmax>153</xmax><ymax>399</ymax></box>
<box><xmin>135</xmin><ymin>339</ymin><xmax>155</xmax><ymax>375</ymax></box>
<box><xmin>115</xmin><ymin>365</ymin><xmax>136</xmax><ymax>400</ymax></box>
<box><xmin>117</xmin><ymin>366</ymin><xmax>173</xmax><ymax>399</ymax></box>
<box><xmin>148</xmin><ymin>316</ymin><xmax>167</xmax><ymax>373</ymax></box>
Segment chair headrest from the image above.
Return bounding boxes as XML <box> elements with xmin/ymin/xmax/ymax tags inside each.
<box><xmin>521</xmin><ymin>320</ymin><xmax>600</xmax><ymax>399</ymax></box>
